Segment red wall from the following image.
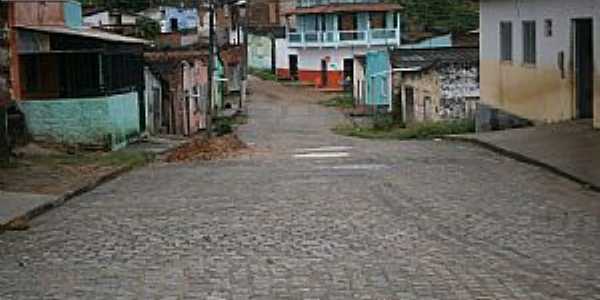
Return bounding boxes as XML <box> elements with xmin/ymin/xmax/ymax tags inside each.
<box><xmin>298</xmin><ymin>70</ymin><xmax>344</xmax><ymax>90</ymax></box>
<box><xmin>276</xmin><ymin>69</ymin><xmax>290</xmax><ymax>80</ymax></box>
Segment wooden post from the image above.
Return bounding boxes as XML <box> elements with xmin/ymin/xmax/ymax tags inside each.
<box><xmin>240</xmin><ymin>0</ymin><xmax>248</xmax><ymax>111</ymax></box>
<box><xmin>206</xmin><ymin>0</ymin><xmax>214</xmax><ymax>137</ymax></box>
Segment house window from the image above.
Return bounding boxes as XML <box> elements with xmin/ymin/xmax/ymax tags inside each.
<box><xmin>523</xmin><ymin>20</ymin><xmax>536</xmax><ymax>65</ymax></box>
<box><xmin>545</xmin><ymin>19</ymin><xmax>552</xmax><ymax>37</ymax></box>
<box><xmin>499</xmin><ymin>21</ymin><xmax>512</xmax><ymax>62</ymax></box>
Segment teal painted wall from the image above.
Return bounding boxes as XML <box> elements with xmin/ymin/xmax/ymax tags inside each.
<box><xmin>64</xmin><ymin>1</ymin><xmax>83</xmax><ymax>28</ymax></box>
<box><xmin>400</xmin><ymin>33</ymin><xmax>452</xmax><ymax>49</ymax></box>
<box><xmin>366</xmin><ymin>51</ymin><xmax>391</xmax><ymax>106</ymax></box>
<box><xmin>249</xmin><ymin>34</ymin><xmax>273</xmax><ymax>70</ymax></box>
<box><xmin>213</xmin><ymin>58</ymin><xmax>225</xmax><ymax>109</ymax></box>
<box><xmin>19</xmin><ymin>92</ymin><xmax>140</xmax><ymax>150</ymax></box>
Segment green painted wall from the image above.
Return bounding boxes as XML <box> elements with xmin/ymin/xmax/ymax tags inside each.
<box><xmin>366</xmin><ymin>51</ymin><xmax>391</xmax><ymax>106</ymax></box>
<box><xmin>19</xmin><ymin>92</ymin><xmax>140</xmax><ymax>150</ymax></box>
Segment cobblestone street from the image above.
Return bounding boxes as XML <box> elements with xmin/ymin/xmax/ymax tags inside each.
<box><xmin>1</xmin><ymin>78</ymin><xmax>600</xmax><ymax>299</ymax></box>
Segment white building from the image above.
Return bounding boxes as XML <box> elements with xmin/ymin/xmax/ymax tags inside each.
<box><xmin>479</xmin><ymin>0</ymin><xmax>600</xmax><ymax>130</ymax></box>
<box><xmin>139</xmin><ymin>6</ymin><xmax>199</xmax><ymax>34</ymax></box>
<box><xmin>277</xmin><ymin>0</ymin><xmax>402</xmax><ymax>91</ymax></box>
<box><xmin>83</xmin><ymin>9</ymin><xmax>138</xmax><ymax>28</ymax></box>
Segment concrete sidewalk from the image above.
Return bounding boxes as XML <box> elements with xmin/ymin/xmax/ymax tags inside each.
<box><xmin>0</xmin><ymin>136</ymin><xmax>186</xmax><ymax>230</ymax></box>
<box><xmin>451</xmin><ymin>120</ymin><xmax>600</xmax><ymax>190</ymax></box>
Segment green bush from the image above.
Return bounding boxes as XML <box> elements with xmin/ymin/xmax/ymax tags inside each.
<box><xmin>372</xmin><ymin>114</ymin><xmax>402</xmax><ymax>130</ymax></box>
<box><xmin>334</xmin><ymin>119</ymin><xmax>475</xmax><ymax>140</ymax></box>
<box><xmin>249</xmin><ymin>68</ymin><xmax>277</xmax><ymax>81</ymax></box>
<box><xmin>320</xmin><ymin>95</ymin><xmax>354</xmax><ymax>109</ymax></box>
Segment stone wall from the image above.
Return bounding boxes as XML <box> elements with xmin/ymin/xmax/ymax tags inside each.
<box><xmin>249</xmin><ymin>34</ymin><xmax>273</xmax><ymax>70</ymax></box>
<box><xmin>18</xmin><ymin>92</ymin><xmax>140</xmax><ymax>150</ymax></box>
<box><xmin>399</xmin><ymin>64</ymin><xmax>480</xmax><ymax>123</ymax></box>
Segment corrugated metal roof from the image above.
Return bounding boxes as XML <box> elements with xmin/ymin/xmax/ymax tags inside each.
<box><xmin>390</xmin><ymin>47</ymin><xmax>479</xmax><ymax>70</ymax></box>
<box><xmin>285</xmin><ymin>3</ymin><xmax>402</xmax><ymax>15</ymax></box>
<box><xmin>18</xmin><ymin>25</ymin><xmax>150</xmax><ymax>44</ymax></box>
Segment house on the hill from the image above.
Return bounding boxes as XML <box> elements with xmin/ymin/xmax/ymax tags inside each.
<box><xmin>391</xmin><ymin>47</ymin><xmax>480</xmax><ymax>123</ymax></box>
<box><xmin>277</xmin><ymin>0</ymin><xmax>403</xmax><ymax>91</ymax></box>
<box><xmin>83</xmin><ymin>8</ymin><xmax>141</xmax><ymax>36</ymax></box>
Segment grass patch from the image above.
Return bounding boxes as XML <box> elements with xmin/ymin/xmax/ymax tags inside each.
<box><xmin>249</xmin><ymin>68</ymin><xmax>277</xmax><ymax>81</ymax></box>
<box><xmin>27</xmin><ymin>150</ymin><xmax>153</xmax><ymax>169</ymax></box>
<box><xmin>335</xmin><ymin>119</ymin><xmax>475</xmax><ymax>140</ymax></box>
<box><xmin>319</xmin><ymin>94</ymin><xmax>354</xmax><ymax>109</ymax></box>
<box><xmin>94</xmin><ymin>151</ymin><xmax>153</xmax><ymax>168</ymax></box>
<box><xmin>213</xmin><ymin>114</ymin><xmax>249</xmax><ymax>136</ymax></box>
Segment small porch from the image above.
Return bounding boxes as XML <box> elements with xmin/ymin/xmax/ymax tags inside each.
<box><xmin>13</xmin><ymin>26</ymin><xmax>146</xmax><ymax>150</ymax></box>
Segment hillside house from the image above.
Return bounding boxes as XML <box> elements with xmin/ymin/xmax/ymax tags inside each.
<box><xmin>391</xmin><ymin>47</ymin><xmax>480</xmax><ymax>123</ymax></box>
<box><xmin>144</xmin><ymin>50</ymin><xmax>212</xmax><ymax>136</ymax></box>
<box><xmin>278</xmin><ymin>0</ymin><xmax>402</xmax><ymax>91</ymax></box>
<box><xmin>5</xmin><ymin>0</ymin><xmax>148</xmax><ymax>150</ymax></box>
<box><xmin>83</xmin><ymin>8</ymin><xmax>141</xmax><ymax>36</ymax></box>
<box><xmin>479</xmin><ymin>0</ymin><xmax>600</xmax><ymax>130</ymax></box>
<box><xmin>140</xmin><ymin>6</ymin><xmax>200</xmax><ymax>47</ymax></box>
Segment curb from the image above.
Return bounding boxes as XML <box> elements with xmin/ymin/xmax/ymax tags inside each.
<box><xmin>0</xmin><ymin>164</ymin><xmax>136</xmax><ymax>232</ymax></box>
<box><xmin>445</xmin><ymin>136</ymin><xmax>600</xmax><ymax>193</ymax></box>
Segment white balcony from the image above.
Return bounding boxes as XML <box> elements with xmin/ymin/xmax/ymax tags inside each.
<box><xmin>287</xmin><ymin>29</ymin><xmax>400</xmax><ymax>48</ymax></box>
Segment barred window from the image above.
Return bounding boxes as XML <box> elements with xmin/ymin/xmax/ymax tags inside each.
<box><xmin>500</xmin><ymin>22</ymin><xmax>512</xmax><ymax>62</ymax></box>
<box><xmin>523</xmin><ymin>21</ymin><xmax>536</xmax><ymax>65</ymax></box>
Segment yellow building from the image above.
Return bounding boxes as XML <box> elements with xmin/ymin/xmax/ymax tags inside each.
<box><xmin>479</xmin><ymin>0</ymin><xmax>599</xmax><ymax>130</ymax></box>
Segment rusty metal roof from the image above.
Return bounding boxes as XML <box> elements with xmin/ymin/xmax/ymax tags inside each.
<box><xmin>391</xmin><ymin>47</ymin><xmax>479</xmax><ymax>70</ymax></box>
<box><xmin>18</xmin><ymin>25</ymin><xmax>150</xmax><ymax>44</ymax></box>
<box><xmin>285</xmin><ymin>3</ymin><xmax>402</xmax><ymax>15</ymax></box>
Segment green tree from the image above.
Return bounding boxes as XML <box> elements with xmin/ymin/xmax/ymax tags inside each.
<box><xmin>136</xmin><ymin>17</ymin><xmax>160</xmax><ymax>40</ymax></box>
<box><xmin>398</xmin><ymin>0</ymin><xmax>478</xmax><ymax>33</ymax></box>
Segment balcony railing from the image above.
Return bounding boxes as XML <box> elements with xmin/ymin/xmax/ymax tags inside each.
<box><xmin>287</xmin><ymin>29</ymin><xmax>400</xmax><ymax>48</ymax></box>
<box><xmin>296</xmin><ymin>0</ymin><xmax>380</xmax><ymax>8</ymax></box>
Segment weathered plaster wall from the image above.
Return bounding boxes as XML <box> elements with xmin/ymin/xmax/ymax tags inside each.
<box><xmin>353</xmin><ymin>58</ymin><xmax>366</xmax><ymax>105</ymax></box>
<box><xmin>480</xmin><ymin>0</ymin><xmax>600</xmax><ymax>128</ymax></box>
<box><xmin>399</xmin><ymin>65</ymin><xmax>479</xmax><ymax>122</ymax></box>
<box><xmin>18</xmin><ymin>92</ymin><xmax>140</xmax><ymax>150</ymax></box>
<box><xmin>249</xmin><ymin>34</ymin><xmax>273</xmax><ymax>70</ymax></box>
<box><xmin>12</xmin><ymin>2</ymin><xmax>65</xmax><ymax>26</ymax></box>
<box><xmin>438</xmin><ymin>65</ymin><xmax>479</xmax><ymax>119</ymax></box>
<box><xmin>144</xmin><ymin>68</ymin><xmax>162</xmax><ymax>135</ymax></box>
<box><xmin>400</xmin><ymin>71</ymin><xmax>439</xmax><ymax>122</ymax></box>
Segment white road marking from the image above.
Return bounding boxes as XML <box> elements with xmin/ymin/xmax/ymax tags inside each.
<box><xmin>322</xmin><ymin>164</ymin><xmax>388</xmax><ymax>170</ymax></box>
<box><xmin>293</xmin><ymin>152</ymin><xmax>351</xmax><ymax>159</ymax></box>
<box><xmin>296</xmin><ymin>146</ymin><xmax>353</xmax><ymax>152</ymax></box>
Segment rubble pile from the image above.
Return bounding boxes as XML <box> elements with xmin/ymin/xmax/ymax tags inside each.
<box><xmin>166</xmin><ymin>134</ymin><xmax>247</xmax><ymax>162</ymax></box>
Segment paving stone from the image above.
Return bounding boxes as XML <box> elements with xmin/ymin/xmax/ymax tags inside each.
<box><xmin>1</xmin><ymin>78</ymin><xmax>599</xmax><ymax>299</ymax></box>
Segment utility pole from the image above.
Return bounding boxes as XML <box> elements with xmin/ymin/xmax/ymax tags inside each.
<box><xmin>239</xmin><ymin>0</ymin><xmax>248</xmax><ymax>111</ymax></box>
<box><xmin>205</xmin><ymin>0</ymin><xmax>215</xmax><ymax>137</ymax></box>
<box><xmin>0</xmin><ymin>1</ymin><xmax>10</xmax><ymax>165</ymax></box>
